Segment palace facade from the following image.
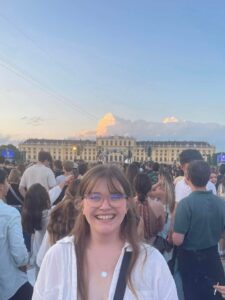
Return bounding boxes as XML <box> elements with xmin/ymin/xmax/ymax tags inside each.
<box><xmin>19</xmin><ymin>137</ymin><xmax>215</xmax><ymax>164</ymax></box>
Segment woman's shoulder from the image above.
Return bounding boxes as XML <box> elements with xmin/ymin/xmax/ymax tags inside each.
<box><xmin>42</xmin><ymin>236</ymin><xmax>75</xmax><ymax>266</ymax></box>
<box><xmin>138</xmin><ymin>243</ymin><xmax>168</xmax><ymax>267</ymax></box>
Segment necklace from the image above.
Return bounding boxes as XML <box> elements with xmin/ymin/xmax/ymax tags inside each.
<box><xmin>100</xmin><ymin>271</ymin><xmax>108</xmax><ymax>278</ymax></box>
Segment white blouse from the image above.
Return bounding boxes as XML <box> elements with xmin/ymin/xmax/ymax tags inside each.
<box><xmin>32</xmin><ymin>236</ymin><xmax>178</xmax><ymax>300</ymax></box>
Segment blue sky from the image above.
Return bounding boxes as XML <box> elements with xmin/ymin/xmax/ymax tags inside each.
<box><xmin>0</xmin><ymin>0</ymin><xmax>225</xmax><ymax>149</ymax></box>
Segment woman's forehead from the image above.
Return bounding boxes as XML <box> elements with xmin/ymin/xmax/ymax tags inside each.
<box><xmin>89</xmin><ymin>177</ymin><xmax>124</xmax><ymax>192</ymax></box>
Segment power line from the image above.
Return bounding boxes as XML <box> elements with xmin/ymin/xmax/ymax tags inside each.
<box><xmin>0</xmin><ymin>55</ymin><xmax>98</xmax><ymax>121</ymax></box>
<box><xmin>0</xmin><ymin>13</ymin><xmax>80</xmax><ymax>80</ymax></box>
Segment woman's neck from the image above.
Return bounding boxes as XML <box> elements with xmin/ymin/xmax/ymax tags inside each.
<box><xmin>88</xmin><ymin>231</ymin><xmax>124</xmax><ymax>249</ymax></box>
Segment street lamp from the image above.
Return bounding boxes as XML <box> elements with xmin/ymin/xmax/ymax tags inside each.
<box><xmin>72</xmin><ymin>146</ymin><xmax>77</xmax><ymax>161</ymax></box>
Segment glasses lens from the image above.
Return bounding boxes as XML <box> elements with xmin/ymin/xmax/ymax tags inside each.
<box><xmin>110</xmin><ymin>193</ymin><xmax>125</xmax><ymax>201</ymax></box>
<box><xmin>87</xmin><ymin>193</ymin><xmax>102</xmax><ymax>202</ymax></box>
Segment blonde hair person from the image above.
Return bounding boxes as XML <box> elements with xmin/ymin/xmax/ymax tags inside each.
<box><xmin>33</xmin><ymin>165</ymin><xmax>178</xmax><ymax>300</ymax></box>
<box><xmin>8</xmin><ymin>168</ymin><xmax>21</xmax><ymax>184</ymax></box>
<box><xmin>6</xmin><ymin>168</ymin><xmax>23</xmax><ymax>207</ymax></box>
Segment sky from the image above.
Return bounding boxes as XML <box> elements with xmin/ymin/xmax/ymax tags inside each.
<box><xmin>0</xmin><ymin>0</ymin><xmax>225</xmax><ymax>150</ymax></box>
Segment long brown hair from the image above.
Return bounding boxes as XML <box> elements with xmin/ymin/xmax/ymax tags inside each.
<box><xmin>22</xmin><ymin>183</ymin><xmax>50</xmax><ymax>234</ymax></box>
<box><xmin>159</xmin><ymin>169</ymin><xmax>175</xmax><ymax>213</ymax></box>
<box><xmin>47</xmin><ymin>179</ymin><xmax>81</xmax><ymax>245</ymax></box>
<box><xmin>134</xmin><ymin>173</ymin><xmax>163</xmax><ymax>240</ymax></box>
<box><xmin>72</xmin><ymin>164</ymin><xmax>140</xmax><ymax>300</ymax></box>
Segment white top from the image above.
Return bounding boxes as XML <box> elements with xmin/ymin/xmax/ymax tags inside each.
<box><xmin>36</xmin><ymin>230</ymin><xmax>51</xmax><ymax>267</ymax></box>
<box><xmin>20</xmin><ymin>163</ymin><xmax>56</xmax><ymax>190</ymax></box>
<box><xmin>56</xmin><ymin>174</ymin><xmax>66</xmax><ymax>185</ymax></box>
<box><xmin>32</xmin><ymin>236</ymin><xmax>178</xmax><ymax>300</ymax></box>
<box><xmin>175</xmin><ymin>178</ymin><xmax>217</xmax><ymax>203</ymax></box>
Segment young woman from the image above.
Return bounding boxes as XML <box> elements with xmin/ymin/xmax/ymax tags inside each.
<box><xmin>133</xmin><ymin>172</ymin><xmax>165</xmax><ymax>244</ymax></box>
<box><xmin>32</xmin><ymin>165</ymin><xmax>178</xmax><ymax>300</ymax></box>
<box><xmin>36</xmin><ymin>179</ymin><xmax>81</xmax><ymax>267</ymax></box>
<box><xmin>22</xmin><ymin>179</ymin><xmax>70</xmax><ymax>275</ymax></box>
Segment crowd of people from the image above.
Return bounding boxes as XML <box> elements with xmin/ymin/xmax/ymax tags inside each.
<box><xmin>1</xmin><ymin>149</ymin><xmax>225</xmax><ymax>299</ymax></box>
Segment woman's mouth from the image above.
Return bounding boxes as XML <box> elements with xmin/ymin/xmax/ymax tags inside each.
<box><xmin>95</xmin><ymin>214</ymin><xmax>115</xmax><ymax>220</ymax></box>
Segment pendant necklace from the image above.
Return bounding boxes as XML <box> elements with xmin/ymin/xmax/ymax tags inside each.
<box><xmin>100</xmin><ymin>271</ymin><xmax>108</xmax><ymax>278</ymax></box>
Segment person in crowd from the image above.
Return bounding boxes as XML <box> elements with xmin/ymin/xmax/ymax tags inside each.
<box><xmin>217</xmin><ymin>174</ymin><xmax>225</xmax><ymax>258</ymax></box>
<box><xmin>56</xmin><ymin>160</ymin><xmax>76</xmax><ymax>184</ymax></box>
<box><xmin>53</xmin><ymin>160</ymin><xmax>63</xmax><ymax>177</ymax></box>
<box><xmin>22</xmin><ymin>178</ymin><xmax>71</xmax><ymax>276</ymax></box>
<box><xmin>174</xmin><ymin>149</ymin><xmax>217</xmax><ymax>300</ymax></box>
<box><xmin>147</xmin><ymin>162</ymin><xmax>160</xmax><ymax>185</ymax></box>
<box><xmin>32</xmin><ymin>164</ymin><xmax>178</xmax><ymax>300</ymax></box>
<box><xmin>78</xmin><ymin>160</ymin><xmax>88</xmax><ymax>178</ymax></box>
<box><xmin>155</xmin><ymin>169</ymin><xmax>175</xmax><ymax>259</ymax></box>
<box><xmin>213</xmin><ymin>284</ymin><xmax>225</xmax><ymax>299</ymax></box>
<box><xmin>0</xmin><ymin>169</ymin><xmax>33</xmax><ymax>300</ymax></box>
<box><xmin>54</xmin><ymin>160</ymin><xmax>78</xmax><ymax>204</ymax></box>
<box><xmin>17</xmin><ymin>163</ymin><xmax>26</xmax><ymax>176</ymax></box>
<box><xmin>19</xmin><ymin>151</ymin><xmax>56</xmax><ymax>197</ymax></box>
<box><xmin>175</xmin><ymin>149</ymin><xmax>216</xmax><ymax>204</ymax></box>
<box><xmin>218</xmin><ymin>174</ymin><xmax>225</xmax><ymax>199</ymax></box>
<box><xmin>210</xmin><ymin>171</ymin><xmax>218</xmax><ymax>187</ymax></box>
<box><xmin>125</xmin><ymin>162</ymin><xmax>139</xmax><ymax>195</ymax></box>
<box><xmin>6</xmin><ymin>168</ymin><xmax>23</xmax><ymax>207</ymax></box>
<box><xmin>133</xmin><ymin>173</ymin><xmax>165</xmax><ymax>246</ymax></box>
<box><xmin>36</xmin><ymin>179</ymin><xmax>81</xmax><ymax>267</ymax></box>
<box><xmin>217</xmin><ymin>164</ymin><xmax>225</xmax><ymax>190</ymax></box>
<box><xmin>173</xmin><ymin>160</ymin><xmax>225</xmax><ymax>300</ymax></box>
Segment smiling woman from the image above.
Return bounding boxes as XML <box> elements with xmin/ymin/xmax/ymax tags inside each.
<box><xmin>32</xmin><ymin>165</ymin><xmax>178</xmax><ymax>300</ymax></box>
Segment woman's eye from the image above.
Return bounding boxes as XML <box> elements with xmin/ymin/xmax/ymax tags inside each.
<box><xmin>110</xmin><ymin>194</ymin><xmax>123</xmax><ymax>200</ymax></box>
<box><xmin>89</xmin><ymin>194</ymin><xmax>101</xmax><ymax>201</ymax></box>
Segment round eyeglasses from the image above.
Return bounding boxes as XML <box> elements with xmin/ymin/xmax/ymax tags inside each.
<box><xmin>84</xmin><ymin>192</ymin><xmax>127</xmax><ymax>207</ymax></box>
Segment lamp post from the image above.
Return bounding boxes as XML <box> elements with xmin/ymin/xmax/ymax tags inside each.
<box><xmin>72</xmin><ymin>146</ymin><xmax>77</xmax><ymax>162</ymax></box>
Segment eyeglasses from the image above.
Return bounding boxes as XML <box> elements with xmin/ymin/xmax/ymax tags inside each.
<box><xmin>84</xmin><ymin>192</ymin><xmax>127</xmax><ymax>207</ymax></box>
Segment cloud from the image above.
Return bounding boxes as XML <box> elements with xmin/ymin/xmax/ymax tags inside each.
<box><xmin>20</xmin><ymin>116</ymin><xmax>45</xmax><ymax>127</ymax></box>
<box><xmin>96</xmin><ymin>113</ymin><xmax>116</xmax><ymax>136</ymax></box>
<box><xmin>0</xmin><ymin>133</ymin><xmax>21</xmax><ymax>146</ymax></box>
<box><xmin>76</xmin><ymin>113</ymin><xmax>225</xmax><ymax>151</ymax></box>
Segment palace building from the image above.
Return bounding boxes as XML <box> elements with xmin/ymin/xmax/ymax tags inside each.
<box><xmin>19</xmin><ymin>137</ymin><xmax>215</xmax><ymax>164</ymax></box>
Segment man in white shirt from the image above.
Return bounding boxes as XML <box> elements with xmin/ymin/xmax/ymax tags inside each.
<box><xmin>175</xmin><ymin>149</ymin><xmax>216</xmax><ymax>203</ymax></box>
<box><xmin>19</xmin><ymin>151</ymin><xmax>56</xmax><ymax>197</ymax></box>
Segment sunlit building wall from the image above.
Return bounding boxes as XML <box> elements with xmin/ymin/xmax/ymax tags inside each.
<box><xmin>19</xmin><ymin>138</ymin><xmax>215</xmax><ymax>164</ymax></box>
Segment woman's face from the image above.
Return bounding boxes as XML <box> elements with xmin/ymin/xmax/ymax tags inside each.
<box><xmin>82</xmin><ymin>178</ymin><xmax>128</xmax><ymax>238</ymax></box>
